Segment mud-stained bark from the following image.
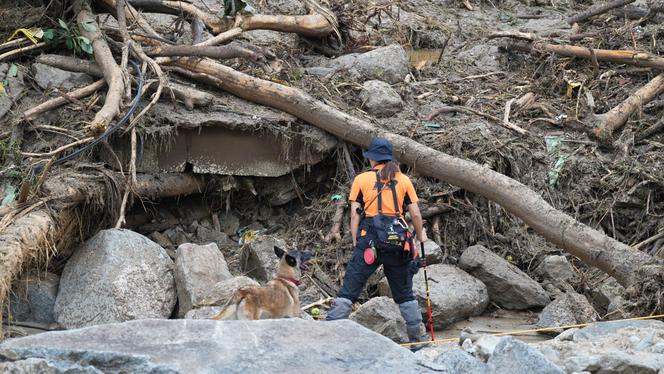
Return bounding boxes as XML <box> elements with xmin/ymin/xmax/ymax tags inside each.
<box><xmin>171</xmin><ymin>56</ymin><xmax>655</xmax><ymax>287</ymax></box>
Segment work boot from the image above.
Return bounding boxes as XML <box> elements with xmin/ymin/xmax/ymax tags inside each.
<box><xmin>399</xmin><ymin>300</ymin><xmax>427</xmax><ymax>352</ymax></box>
<box><xmin>326</xmin><ymin>297</ymin><xmax>353</xmax><ymax>321</ymax></box>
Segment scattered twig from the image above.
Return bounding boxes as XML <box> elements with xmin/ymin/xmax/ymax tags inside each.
<box><xmin>0</xmin><ymin>42</ymin><xmax>47</xmax><ymax>62</ymax></box>
<box><xmin>22</xmin><ymin>79</ymin><xmax>106</xmax><ymax>121</ymax></box>
<box><xmin>21</xmin><ymin>137</ymin><xmax>95</xmax><ymax>158</ymax></box>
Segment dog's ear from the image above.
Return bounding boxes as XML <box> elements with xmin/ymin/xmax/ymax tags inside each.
<box><xmin>285</xmin><ymin>254</ymin><xmax>297</xmax><ymax>267</ymax></box>
<box><xmin>274</xmin><ymin>246</ymin><xmax>285</xmax><ymax>258</ymax></box>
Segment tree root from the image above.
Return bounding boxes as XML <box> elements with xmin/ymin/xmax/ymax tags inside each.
<box><xmin>77</xmin><ymin>7</ymin><xmax>125</xmax><ymax>133</ymax></box>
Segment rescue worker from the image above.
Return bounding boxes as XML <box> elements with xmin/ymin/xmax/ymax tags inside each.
<box><xmin>326</xmin><ymin>138</ymin><xmax>428</xmax><ymax>350</ymax></box>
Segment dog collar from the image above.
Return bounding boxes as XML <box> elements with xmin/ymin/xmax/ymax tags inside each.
<box><xmin>282</xmin><ymin>277</ymin><xmax>301</xmax><ymax>286</ymax></box>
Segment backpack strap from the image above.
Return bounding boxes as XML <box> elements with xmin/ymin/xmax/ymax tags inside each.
<box><xmin>389</xmin><ymin>179</ymin><xmax>400</xmax><ymax>216</ymax></box>
<box><xmin>374</xmin><ymin>172</ymin><xmax>383</xmax><ymax>215</ymax></box>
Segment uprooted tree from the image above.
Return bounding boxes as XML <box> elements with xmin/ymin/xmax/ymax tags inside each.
<box><xmin>0</xmin><ymin>0</ymin><xmax>662</xmax><ymax>323</ymax></box>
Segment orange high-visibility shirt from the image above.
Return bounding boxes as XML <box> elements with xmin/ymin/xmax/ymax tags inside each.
<box><xmin>349</xmin><ymin>164</ymin><xmax>418</xmax><ymax>217</ymax></box>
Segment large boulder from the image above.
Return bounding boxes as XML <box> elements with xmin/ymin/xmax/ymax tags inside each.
<box><xmin>350</xmin><ymin>296</ymin><xmax>408</xmax><ymax>343</ymax></box>
<box><xmin>326</xmin><ymin>44</ymin><xmax>410</xmax><ymax>84</ymax></box>
<box><xmin>32</xmin><ymin>62</ymin><xmax>94</xmax><ymax>90</ymax></box>
<box><xmin>174</xmin><ymin>243</ymin><xmax>232</xmax><ymax>317</ymax></box>
<box><xmin>240</xmin><ymin>236</ymin><xmax>286</xmax><ymax>282</ymax></box>
<box><xmin>9</xmin><ymin>271</ymin><xmax>59</xmax><ymax>324</ymax></box>
<box><xmin>54</xmin><ymin>229</ymin><xmax>176</xmax><ymax>329</ymax></box>
<box><xmin>0</xmin><ymin>319</ymin><xmax>428</xmax><ymax>373</ymax></box>
<box><xmin>459</xmin><ymin>245</ymin><xmax>550</xmax><ymax>309</ymax></box>
<box><xmin>535</xmin><ymin>320</ymin><xmax>664</xmax><ymax>373</ymax></box>
<box><xmin>196</xmin><ymin>276</ymin><xmax>260</xmax><ymax>307</ymax></box>
<box><xmin>486</xmin><ymin>337</ymin><xmax>564</xmax><ymax>374</ymax></box>
<box><xmin>537</xmin><ymin>291</ymin><xmax>596</xmax><ymax>331</ymax></box>
<box><xmin>360</xmin><ymin>80</ymin><xmax>403</xmax><ymax>117</ymax></box>
<box><xmin>413</xmin><ymin>264</ymin><xmax>489</xmax><ymax>329</ymax></box>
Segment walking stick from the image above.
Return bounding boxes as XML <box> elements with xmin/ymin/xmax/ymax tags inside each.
<box><xmin>420</xmin><ymin>241</ymin><xmax>436</xmax><ymax>341</ymax></box>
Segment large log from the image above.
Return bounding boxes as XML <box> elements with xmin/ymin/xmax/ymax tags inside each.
<box><xmin>170</xmin><ymin>56</ymin><xmax>655</xmax><ymax>287</ymax></box>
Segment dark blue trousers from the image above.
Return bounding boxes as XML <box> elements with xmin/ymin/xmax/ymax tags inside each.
<box><xmin>337</xmin><ymin>221</ymin><xmax>417</xmax><ymax>304</ymax></box>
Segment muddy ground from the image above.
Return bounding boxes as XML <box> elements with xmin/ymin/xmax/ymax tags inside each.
<box><xmin>1</xmin><ymin>0</ymin><xmax>663</xmax><ymax>332</ymax></box>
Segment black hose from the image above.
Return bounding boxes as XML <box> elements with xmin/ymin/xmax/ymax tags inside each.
<box><xmin>31</xmin><ymin>60</ymin><xmax>145</xmax><ymax>175</ymax></box>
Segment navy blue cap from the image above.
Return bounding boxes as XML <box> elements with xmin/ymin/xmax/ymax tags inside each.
<box><xmin>362</xmin><ymin>138</ymin><xmax>393</xmax><ymax>162</ymax></box>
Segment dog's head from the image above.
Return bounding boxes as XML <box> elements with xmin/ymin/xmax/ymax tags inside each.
<box><xmin>274</xmin><ymin>246</ymin><xmax>313</xmax><ymax>277</ymax></box>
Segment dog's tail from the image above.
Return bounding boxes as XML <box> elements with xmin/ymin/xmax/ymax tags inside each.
<box><xmin>210</xmin><ymin>289</ymin><xmax>248</xmax><ymax>320</ymax></box>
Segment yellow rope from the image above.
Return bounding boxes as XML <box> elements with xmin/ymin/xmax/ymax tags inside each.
<box><xmin>399</xmin><ymin>313</ymin><xmax>664</xmax><ymax>347</ymax></box>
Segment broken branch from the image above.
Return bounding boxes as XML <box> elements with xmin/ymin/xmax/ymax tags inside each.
<box><xmin>22</xmin><ymin>79</ymin><xmax>106</xmax><ymax>121</ymax></box>
<box><xmin>567</xmin><ymin>0</ymin><xmax>636</xmax><ymax>24</ymax></box>
<box><xmin>592</xmin><ymin>73</ymin><xmax>664</xmax><ymax>139</ymax></box>
<box><xmin>77</xmin><ymin>7</ymin><xmax>125</xmax><ymax>132</ymax></box>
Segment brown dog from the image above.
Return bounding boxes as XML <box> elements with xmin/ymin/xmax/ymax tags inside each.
<box><xmin>211</xmin><ymin>247</ymin><xmax>312</xmax><ymax>320</ymax></box>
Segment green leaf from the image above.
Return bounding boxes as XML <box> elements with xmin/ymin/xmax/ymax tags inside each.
<box><xmin>77</xmin><ymin>36</ymin><xmax>90</xmax><ymax>44</ymax></box>
<box><xmin>330</xmin><ymin>194</ymin><xmax>343</xmax><ymax>201</ymax></box>
<box><xmin>80</xmin><ymin>40</ymin><xmax>93</xmax><ymax>55</ymax></box>
<box><xmin>43</xmin><ymin>29</ymin><xmax>55</xmax><ymax>41</ymax></box>
<box><xmin>58</xmin><ymin>19</ymin><xmax>69</xmax><ymax>31</ymax></box>
<box><xmin>81</xmin><ymin>20</ymin><xmax>97</xmax><ymax>33</ymax></box>
<box><xmin>421</xmin><ymin>122</ymin><xmax>441</xmax><ymax>129</ymax></box>
<box><xmin>7</xmin><ymin>64</ymin><xmax>18</xmax><ymax>78</ymax></box>
<box><xmin>548</xmin><ymin>154</ymin><xmax>569</xmax><ymax>188</ymax></box>
<box><xmin>65</xmin><ymin>37</ymin><xmax>74</xmax><ymax>50</ymax></box>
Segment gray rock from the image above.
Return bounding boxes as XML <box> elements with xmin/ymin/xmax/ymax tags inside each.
<box><xmin>421</xmin><ymin>240</ymin><xmax>444</xmax><ymax>265</ymax></box>
<box><xmin>536</xmin><ymin>255</ymin><xmax>577</xmax><ymax>283</ymax></box>
<box><xmin>0</xmin><ymin>63</ymin><xmax>25</xmax><ymax>120</ymax></box>
<box><xmin>587</xmin><ymin>276</ymin><xmax>625</xmax><ymax>313</ymax></box>
<box><xmin>462</xmin><ymin>334</ymin><xmax>504</xmax><ymax>362</ymax></box>
<box><xmin>240</xmin><ymin>236</ymin><xmax>286</xmax><ymax>282</ymax></box>
<box><xmin>0</xmin><ymin>319</ymin><xmax>428</xmax><ymax>373</ymax></box>
<box><xmin>459</xmin><ymin>245</ymin><xmax>550</xmax><ymax>309</ymax></box>
<box><xmin>174</xmin><ymin>243</ymin><xmax>232</xmax><ymax>317</ymax></box>
<box><xmin>431</xmin><ymin>349</ymin><xmax>488</xmax><ymax>373</ymax></box>
<box><xmin>54</xmin><ymin>229</ymin><xmax>176</xmax><ymax>329</ymax></box>
<box><xmin>9</xmin><ymin>271</ymin><xmax>59</xmax><ymax>324</ymax></box>
<box><xmin>193</xmin><ymin>225</ymin><xmax>233</xmax><ymax>248</ymax></box>
<box><xmin>360</xmin><ymin>80</ymin><xmax>403</xmax><ymax>117</ymax></box>
<box><xmin>537</xmin><ymin>291</ymin><xmax>596</xmax><ymax>332</ymax></box>
<box><xmin>535</xmin><ymin>320</ymin><xmax>664</xmax><ymax>373</ymax></box>
<box><xmin>456</xmin><ymin>44</ymin><xmax>502</xmax><ymax>73</ymax></box>
<box><xmin>164</xmin><ymin>226</ymin><xmax>190</xmax><ymax>247</ymax></box>
<box><xmin>32</xmin><ymin>63</ymin><xmax>94</xmax><ymax>90</ymax></box>
<box><xmin>350</xmin><ymin>296</ymin><xmax>408</xmax><ymax>343</ymax></box>
<box><xmin>184</xmin><ymin>306</ymin><xmax>222</xmax><ymax>319</ymax></box>
<box><xmin>196</xmin><ymin>276</ymin><xmax>260</xmax><ymax>307</ymax></box>
<box><xmin>304</xmin><ymin>66</ymin><xmax>336</xmax><ymax>77</ymax></box>
<box><xmin>413</xmin><ymin>264</ymin><xmax>489</xmax><ymax>329</ymax></box>
<box><xmin>377</xmin><ymin>277</ymin><xmax>392</xmax><ymax>298</ymax></box>
<box><xmin>573</xmin><ymin>320</ymin><xmax>664</xmax><ymax>342</ymax></box>
<box><xmin>487</xmin><ymin>337</ymin><xmax>564</xmax><ymax>374</ymax></box>
<box><xmin>0</xmin><ymin>357</ymin><xmax>89</xmax><ymax>374</ymax></box>
<box><xmin>326</xmin><ymin>45</ymin><xmax>410</xmax><ymax>84</ymax></box>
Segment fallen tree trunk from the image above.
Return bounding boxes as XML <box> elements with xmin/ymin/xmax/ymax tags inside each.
<box><xmin>592</xmin><ymin>73</ymin><xmax>664</xmax><ymax>139</ymax></box>
<box><xmin>172</xmin><ymin>56</ymin><xmax>655</xmax><ymax>287</ymax></box>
